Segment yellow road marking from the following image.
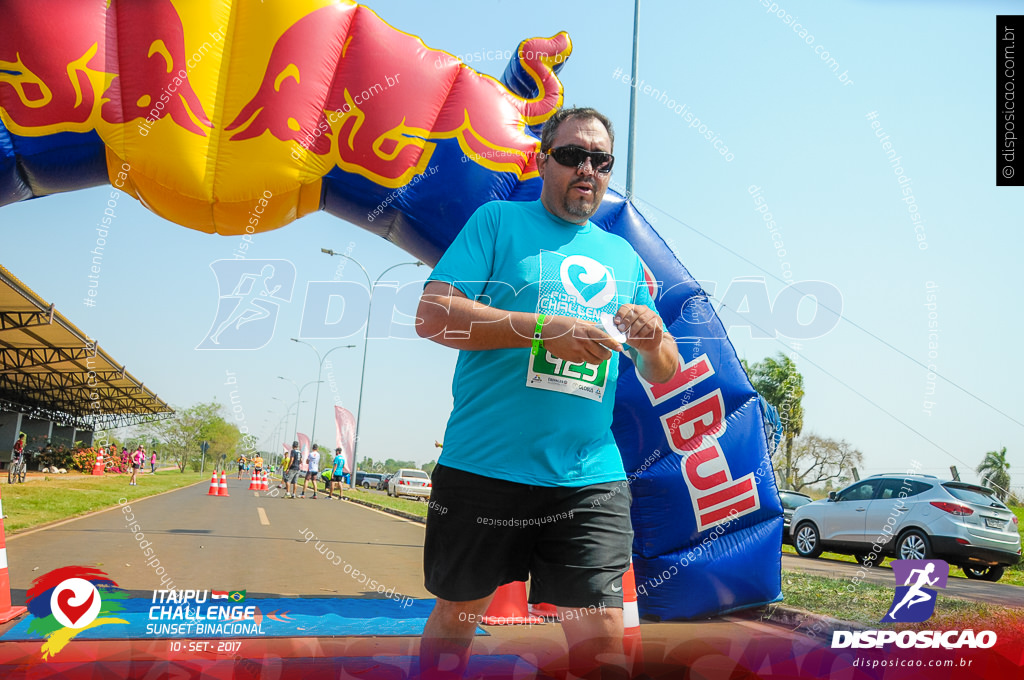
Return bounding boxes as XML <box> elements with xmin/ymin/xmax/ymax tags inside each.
<box><xmin>257</xmin><ymin>507</ymin><xmax>270</xmax><ymax>526</ymax></box>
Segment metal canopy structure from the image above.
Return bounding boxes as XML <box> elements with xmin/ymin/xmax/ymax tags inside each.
<box><xmin>0</xmin><ymin>264</ymin><xmax>173</xmax><ymax>431</ymax></box>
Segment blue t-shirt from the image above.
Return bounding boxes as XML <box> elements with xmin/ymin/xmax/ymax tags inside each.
<box><xmin>428</xmin><ymin>199</ymin><xmax>657</xmax><ymax>487</ymax></box>
<box><xmin>332</xmin><ymin>454</ymin><xmax>346</xmax><ymax>476</ymax></box>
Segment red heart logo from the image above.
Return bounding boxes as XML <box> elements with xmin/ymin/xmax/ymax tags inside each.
<box><xmin>56</xmin><ymin>587</ymin><xmax>95</xmax><ymax>626</ymax></box>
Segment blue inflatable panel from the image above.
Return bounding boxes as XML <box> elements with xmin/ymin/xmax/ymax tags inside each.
<box><xmin>0</xmin><ymin>119</ymin><xmax>33</xmax><ymax>204</ymax></box>
<box><xmin>0</xmin><ymin>129</ymin><xmax>107</xmax><ymax>200</ymax></box>
<box><xmin>590</xmin><ymin>191</ymin><xmax>784</xmax><ymax>619</ymax></box>
<box><xmin>634</xmin><ymin>513</ymin><xmax>784</xmax><ymax>621</ymax></box>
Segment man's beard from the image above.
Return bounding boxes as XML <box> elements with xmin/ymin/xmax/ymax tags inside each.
<box><xmin>563</xmin><ymin>186</ymin><xmax>599</xmax><ymax>218</ymax></box>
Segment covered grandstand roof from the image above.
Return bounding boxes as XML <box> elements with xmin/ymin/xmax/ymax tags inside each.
<box><xmin>0</xmin><ymin>264</ymin><xmax>173</xmax><ymax>430</ymax></box>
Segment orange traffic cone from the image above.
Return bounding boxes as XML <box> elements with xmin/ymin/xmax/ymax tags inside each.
<box><xmin>91</xmin><ymin>449</ymin><xmax>105</xmax><ymax>476</ymax></box>
<box><xmin>622</xmin><ymin>560</ymin><xmax>643</xmax><ymax>676</ymax></box>
<box><xmin>206</xmin><ymin>472</ymin><xmax>219</xmax><ymax>496</ymax></box>
<box><xmin>482</xmin><ymin>582</ymin><xmax>543</xmax><ymax>625</ymax></box>
<box><xmin>0</xmin><ymin>486</ymin><xmax>27</xmax><ymax>623</ymax></box>
<box><xmin>217</xmin><ymin>471</ymin><xmax>230</xmax><ymax>497</ymax></box>
<box><xmin>260</xmin><ymin>471</ymin><xmax>268</xmax><ymax>491</ymax></box>
<box><xmin>528</xmin><ymin>601</ymin><xmax>559</xmax><ymax>619</ymax></box>
<box><xmin>248</xmin><ymin>473</ymin><xmax>260</xmax><ymax>491</ymax></box>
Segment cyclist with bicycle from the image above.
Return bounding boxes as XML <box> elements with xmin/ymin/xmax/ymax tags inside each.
<box><xmin>9</xmin><ymin>434</ymin><xmax>27</xmax><ymax>484</ymax></box>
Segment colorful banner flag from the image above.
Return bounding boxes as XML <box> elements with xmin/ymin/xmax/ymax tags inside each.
<box><xmin>335</xmin><ymin>406</ymin><xmax>355</xmax><ymax>473</ymax></box>
<box><xmin>211</xmin><ymin>591</ymin><xmax>228</xmax><ymax>600</ymax></box>
<box><xmin>297</xmin><ymin>433</ymin><xmax>310</xmax><ymax>471</ymax></box>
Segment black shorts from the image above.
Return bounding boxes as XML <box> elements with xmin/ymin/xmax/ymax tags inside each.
<box><xmin>305</xmin><ymin>470</ymin><xmax>319</xmax><ymax>481</ymax></box>
<box><xmin>423</xmin><ymin>464</ymin><xmax>632</xmax><ymax>609</ymax></box>
<box><xmin>331</xmin><ymin>475</ymin><xmax>345</xmax><ymax>482</ymax></box>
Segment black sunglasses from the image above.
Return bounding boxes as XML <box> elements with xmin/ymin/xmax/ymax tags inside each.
<box><xmin>543</xmin><ymin>145</ymin><xmax>615</xmax><ymax>174</ymax></box>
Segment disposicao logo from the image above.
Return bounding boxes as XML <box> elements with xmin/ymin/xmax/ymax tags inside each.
<box><xmin>197</xmin><ymin>260</ymin><xmax>296</xmax><ymax>350</ymax></box>
<box><xmin>884</xmin><ymin>559</ymin><xmax>946</xmax><ymax>623</ymax></box>
<box><xmin>831</xmin><ymin>560</ymin><xmax>997</xmax><ymax>650</ymax></box>
<box><xmin>25</xmin><ymin>567</ymin><xmax>128</xmax><ymax>659</ymax></box>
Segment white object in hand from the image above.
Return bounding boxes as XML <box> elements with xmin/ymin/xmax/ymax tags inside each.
<box><xmin>600</xmin><ymin>312</ymin><xmax>628</xmax><ymax>344</ymax></box>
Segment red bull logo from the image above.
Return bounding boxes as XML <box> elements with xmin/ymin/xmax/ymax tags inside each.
<box><xmin>638</xmin><ymin>354</ymin><xmax>761</xmax><ymax>531</ymax></box>
<box><xmin>0</xmin><ymin>0</ymin><xmax>570</xmax><ymax>233</ymax></box>
<box><xmin>228</xmin><ymin>3</ymin><xmax>570</xmax><ymax>188</ymax></box>
<box><xmin>0</xmin><ymin>0</ymin><xmax>211</xmax><ymax>135</ymax></box>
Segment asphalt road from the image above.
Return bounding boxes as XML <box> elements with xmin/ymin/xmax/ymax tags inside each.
<box><xmin>6</xmin><ymin>477</ymin><xmax>432</xmax><ymax>602</ymax></box>
<box><xmin>781</xmin><ymin>554</ymin><xmax>1024</xmax><ymax>609</ymax></box>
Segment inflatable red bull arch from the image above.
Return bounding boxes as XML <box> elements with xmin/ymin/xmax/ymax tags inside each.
<box><xmin>0</xmin><ymin>0</ymin><xmax>783</xmax><ymax>620</ymax></box>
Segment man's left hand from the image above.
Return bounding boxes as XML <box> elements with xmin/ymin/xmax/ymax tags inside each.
<box><xmin>613</xmin><ymin>304</ymin><xmax>663</xmax><ymax>353</ymax></box>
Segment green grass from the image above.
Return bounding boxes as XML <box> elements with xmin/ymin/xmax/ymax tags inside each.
<box><xmin>779</xmin><ymin>568</ymin><xmax>1023</xmax><ymax>632</ymax></box>
<box><xmin>344</xmin><ymin>488</ymin><xmax>430</xmax><ymax>518</ymax></box>
<box><xmin>2</xmin><ymin>470</ymin><xmax>207</xmax><ymax>533</ymax></box>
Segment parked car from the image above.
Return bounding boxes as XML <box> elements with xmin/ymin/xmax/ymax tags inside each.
<box><xmin>790</xmin><ymin>474</ymin><xmax>1022</xmax><ymax>581</ymax></box>
<box><xmin>355</xmin><ymin>471</ymin><xmax>384</xmax><ymax>489</ymax></box>
<box><xmin>779</xmin><ymin>490</ymin><xmax>813</xmax><ymax>543</ymax></box>
<box><xmin>388</xmin><ymin>468</ymin><xmax>432</xmax><ymax>499</ymax></box>
<box><xmin>377</xmin><ymin>473</ymin><xmax>394</xmax><ymax>491</ymax></box>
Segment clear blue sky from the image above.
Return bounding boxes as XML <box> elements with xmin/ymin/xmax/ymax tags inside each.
<box><xmin>3</xmin><ymin>0</ymin><xmax>1019</xmax><ymax>491</ymax></box>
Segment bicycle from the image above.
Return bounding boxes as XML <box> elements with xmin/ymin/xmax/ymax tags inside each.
<box><xmin>8</xmin><ymin>454</ymin><xmax>26</xmax><ymax>484</ymax></box>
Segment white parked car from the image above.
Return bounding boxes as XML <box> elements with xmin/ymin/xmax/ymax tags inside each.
<box><xmin>790</xmin><ymin>474</ymin><xmax>1021</xmax><ymax>581</ymax></box>
<box><xmin>388</xmin><ymin>468</ymin><xmax>432</xmax><ymax>499</ymax></box>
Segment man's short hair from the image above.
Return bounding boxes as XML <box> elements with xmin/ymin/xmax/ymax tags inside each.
<box><xmin>292</xmin><ymin>440</ymin><xmax>299</xmax><ymax>447</ymax></box>
<box><xmin>312</xmin><ymin>444</ymin><xmax>318</xmax><ymax>450</ymax></box>
<box><xmin>539</xmin><ymin>107</ymin><xmax>614</xmax><ymax>154</ymax></box>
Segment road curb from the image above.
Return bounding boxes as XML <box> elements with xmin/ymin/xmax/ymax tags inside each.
<box><xmin>341</xmin><ymin>495</ymin><xmax>426</xmax><ymax>524</ymax></box>
<box><xmin>733</xmin><ymin>603</ymin><xmax>868</xmax><ymax>638</ymax></box>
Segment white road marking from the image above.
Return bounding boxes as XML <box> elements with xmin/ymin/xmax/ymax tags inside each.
<box><xmin>257</xmin><ymin>507</ymin><xmax>270</xmax><ymax>526</ymax></box>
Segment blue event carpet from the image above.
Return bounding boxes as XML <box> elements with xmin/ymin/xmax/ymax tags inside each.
<box><xmin>1</xmin><ymin>597</ymin><xmax>488</xmax><ymax>640</ymax></box>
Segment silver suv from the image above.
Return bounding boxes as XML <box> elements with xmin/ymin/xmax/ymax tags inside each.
<box><xmin>790</xmin><ymin>474</ymin><xmax>1021</xmax><ymax>582</ymax></box>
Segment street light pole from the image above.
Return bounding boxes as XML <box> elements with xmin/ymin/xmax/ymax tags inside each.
<box><xmin>321</xmin><ymin>248</ymin><xmax>424</xmax><ymax>488</ymax></box>
<box><xmin>269</xmin><ymin>399</ymin><xmax>302</xmax><ymax>459</ymax></box>
<box><xmin>291</xmin><ymin>340</ymin><xmax>356</xmax><ymax>449</ymax></box>
<box><xmin>276</xmin><ymin>377</ymin><xmax>321</xmax><ymax>443</ymax></box>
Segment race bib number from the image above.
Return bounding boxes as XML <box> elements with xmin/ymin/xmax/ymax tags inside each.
<box><xmin>526</xmin><ymin>350</ymin><xmax>608</xmax><ymax>402</ymax></box>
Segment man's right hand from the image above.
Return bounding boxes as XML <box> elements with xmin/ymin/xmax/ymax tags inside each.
<box><xmin>541</xmin><ymin>315</ymin><xmax>622</xmax><ymax>365</ymax></box>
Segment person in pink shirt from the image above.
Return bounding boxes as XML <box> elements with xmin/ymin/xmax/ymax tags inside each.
<box><xmin>150</xmin><ymin>450</ymin><xmax>157</xmax><ymax>473</ymax></box>
<box><xmin>129</xmin><ymin>445</ymin><xmax>144</xmax><ymax>485</ymax></box>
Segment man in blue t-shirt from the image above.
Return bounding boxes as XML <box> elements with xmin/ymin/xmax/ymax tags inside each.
<box><xmin>327</xmin><ymin>447</ymin><xmax>346</xmax><ymax>499</ymax></box>
<box><xmin>416</xmin><ymin>107</ymin><xmax>678</xmax><ymax>679</ymax></box>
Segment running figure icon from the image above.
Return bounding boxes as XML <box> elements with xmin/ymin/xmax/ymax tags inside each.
<box><xmin>198</xmin><ymin>259</ymin><xmax>296</xmax><ymax>351</ymax></box>
<box><xmin>887</xmin><ymin>562</ymin><xmax>939</xmax><ymax>620</ymax></box>
<box><xmin>210</xmin><ymin>264</ymin><xmax>281</xmax><ymax>345</ymax></box>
